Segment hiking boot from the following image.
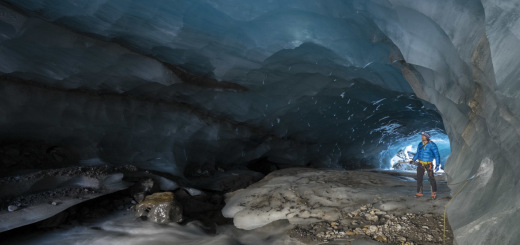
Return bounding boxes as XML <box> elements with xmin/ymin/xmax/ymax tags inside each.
<box><xmin>431</xmin><ymin>192</ymin><xmax>437</xmax><ymax>200</ymax></box>
<box><xmin>414</xmin><ymin>193</ymin><xmax>423</xmax><ymax>198</ymax></box>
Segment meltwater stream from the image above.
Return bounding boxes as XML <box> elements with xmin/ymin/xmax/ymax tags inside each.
<box><xmin>7</xmin><ymin>210</ymin><xmax>297</xmax><ymax>245</ymax></box>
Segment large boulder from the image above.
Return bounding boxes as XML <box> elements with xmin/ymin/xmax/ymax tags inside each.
<box><xmin>135</xmin><ymin>192</ymin><xmax>183</xmax><ymax>224</ymax></box>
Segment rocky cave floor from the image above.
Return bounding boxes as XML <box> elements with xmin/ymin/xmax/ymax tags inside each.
<box><xmin>287</xmin><ymin>170</ymin><xmax>455</xmax><ymax>245</ymax></box>
<box><xmin>224</xmin><ymin>168</ymin><xmax>454</xmax><ymax>245</ymax></box>
<box><xmin>0</xmin><ymin>165</ymin><xmax>454</xmax><ymax>245</ymax></box>
<box><xmin>288</xmin><ymin>203</ymin><xmax>451</xmax><ymax>245</ymax></box>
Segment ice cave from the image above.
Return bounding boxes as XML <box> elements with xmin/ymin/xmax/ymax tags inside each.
<box><xmin>0</xmin><ymin>0</ymin><xmax>518</xmax><ymax>244</ymax></box>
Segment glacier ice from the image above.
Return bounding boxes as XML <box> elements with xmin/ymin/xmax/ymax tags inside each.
<box><xmin>0</xmin><ymin>0</ymin><xmax>519</xmax><ymax>244</ymax></box>
<box><xmin>0</xmin><ymin>1</ymin><xmax>442</xmax><ymax>173</ymax></box>
<box><xmin>222</xmin><ymin>168</ymin><xmax>410</xmax><ymax>230</ymax></box>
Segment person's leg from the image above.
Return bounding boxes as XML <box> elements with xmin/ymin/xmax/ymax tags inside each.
<box><xmin>427</xmin><ymin>163</ymin><xmax>437</xmax><ymax>193</ymax></box>
<box><xmin>416</xmin><ymin>164</ymin><xmax>425</xmax><ymax>194</ymax></box>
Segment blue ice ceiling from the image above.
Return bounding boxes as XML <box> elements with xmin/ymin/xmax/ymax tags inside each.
<box><xmin>0</xmin><ymin>0</ymin><xmax>446</xmax><ymax>172</ymax></box>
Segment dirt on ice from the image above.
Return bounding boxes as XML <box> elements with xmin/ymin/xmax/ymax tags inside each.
<box><xmin>223</xmin><ymin>168</ymin><xmax>454</xmax><ymax>245</ymax></box>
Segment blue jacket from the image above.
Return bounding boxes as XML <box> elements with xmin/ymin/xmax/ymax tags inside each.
<box><xmin>412</xmin><ymin>141</ymin><xmax>440</xmax><ymax>164</ymax></box>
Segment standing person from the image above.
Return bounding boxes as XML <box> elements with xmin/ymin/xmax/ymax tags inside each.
<box><xmin>410</xmin><ymin>132</ymin><xmax>440</xmax><ymax>199</ymax></box>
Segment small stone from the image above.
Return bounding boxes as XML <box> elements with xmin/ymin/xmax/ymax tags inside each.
<box><xmin>365</xmin><ymin>213</ymin><xmax>379</xmax><ymax>222</ymax></box>
<box><xmin>369</xmin><ymin>225</ymin><xmax>378</xmax><ymax>233</ymax></box>
<box><xmin>397</xmin><ymin>236</ymin><xmax>407</xmax><ymax>242</ymax></box>
<box><xmin>51</xmin><ymin>201</ymin><xmax>58</xmax><ymax>206</ymax></box>
<box><xmin>346</xmin><ymin>231</ymin><xmax>356</xmax><ymax>236</ymax></box>
<box><xmin>422</xmin><ymin>225</ymin><xmax>429</xmax><ymax>229</ymax></box>
<box><xmin>375</xmin><ymin>235</ymin><xmax>388</xmax><ymax>243</ymax></box>
<box><xmin>426</xmin><ymin>234</ymin><xmax>434</xmax><ymax>241</ymax></box>
<box><xmin>8</xmin><ymin>205</ymin><xmax>18</xmax><ymax>212</ymax></box>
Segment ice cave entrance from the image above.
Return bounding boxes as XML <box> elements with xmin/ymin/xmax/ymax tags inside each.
<box><xmin>382</xmin><ymin>129</ymin><xmax>451</xmax><ymax>171</ymax></box>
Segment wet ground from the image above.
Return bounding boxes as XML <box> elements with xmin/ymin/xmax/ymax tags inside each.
<box><xmin>0</xmin><ymin>167</ymin><xmax>454</xmax><ymax>244</ymax></box>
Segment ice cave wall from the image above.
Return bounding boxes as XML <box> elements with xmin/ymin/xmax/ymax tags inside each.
<box><xmin>0</xmin><ymin>0</ymin><xmax>519</xmax><ymax>244</ymax></box>
<box><xmin>366</xmin><ymin>1</ymin><xmax>520</xmax><ymax>244</ymax></box>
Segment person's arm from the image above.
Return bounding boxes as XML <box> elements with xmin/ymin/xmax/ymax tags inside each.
<box><xmin>412</xmin><ymin>143</ymin><xmax>420</xmax><ymax>162</ymax></box>
<box><xmin>432</xmin><ymin>143</ymin><xmax>441</xmax><ymax>170</ymax></box>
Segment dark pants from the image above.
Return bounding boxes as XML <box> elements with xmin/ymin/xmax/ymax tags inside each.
<box><xmin>417</xmin><ymin>163</ymin><xmax>437</xmax><ymax>193</ymax></box>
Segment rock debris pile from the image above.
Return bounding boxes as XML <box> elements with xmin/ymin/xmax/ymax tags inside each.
<box><xmin>290</xmin><ymin>203</ymin><xmax>452</xmax><ymax>244</ymax></box>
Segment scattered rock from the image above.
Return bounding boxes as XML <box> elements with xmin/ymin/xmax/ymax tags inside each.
<box><xmin>368</xmin><ymin>225</ymin><xmax>378</xmax><ymax>233</ymax></box>
<box><xmin>330</xmin><ymin>221</ymin><xmax>339</xmax><ymax>229</ymax></box>
<box><xmin>135</xmin><ymin>192</ymin><xmax>183</xmax><ymax>224</ymax></box>
<box><xmin>288</xmin><ymin>204</ymin><xmax>453</xmax><ymax>244</ymax></box>
<box><xmin>365</xmin><ymin>213</ymin><xmax>379</xmax><ymax>222</ymax></box>
<box><xmin>375</xmin><ymin>235</ymin><xmax>388</xmax><ymax>243</ymax></box>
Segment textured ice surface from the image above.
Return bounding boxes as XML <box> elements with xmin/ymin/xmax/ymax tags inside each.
<box><xmin>0</xmin><ymin>1</ymin><xmax>444</xmax><ymax>174</ymax></box>
<box><xmin>222</xmin><ymin>168</ymin><xmax>450</xmax><ymax>230</ymax></box>
<box><xmin>0</xmin><ymin>1</ymin><xmax>519</xmax><ymax>244</ymax></box>
<box><xmin>0</xmin><ymin>169</ymin><xmax>129</xmax><ymax>232</ymax></box>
